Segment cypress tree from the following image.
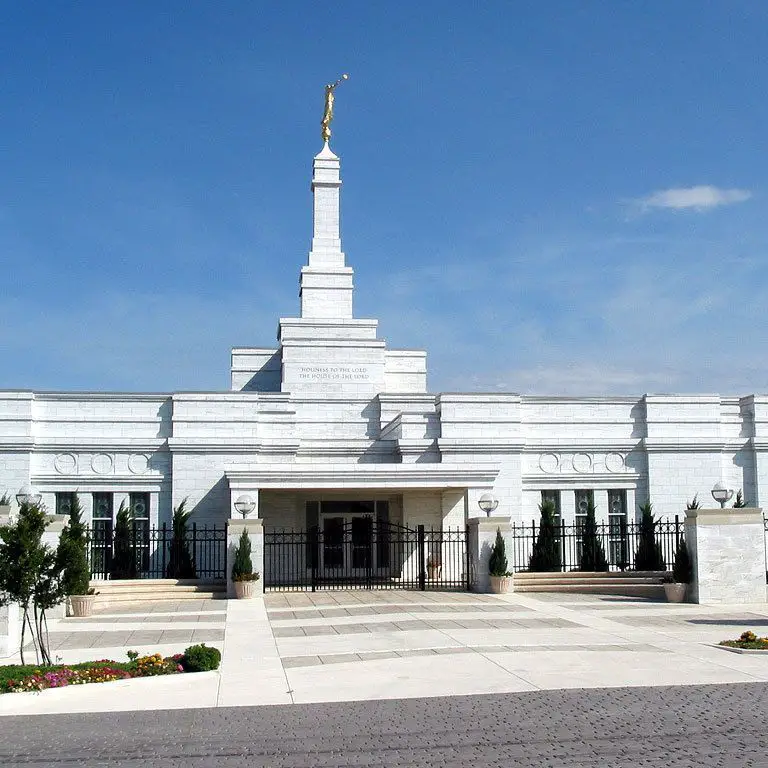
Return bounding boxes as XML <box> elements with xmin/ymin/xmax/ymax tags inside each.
<box><xmin>57</xmin><ymin>492</ymin><xmax>91</xmax><ymax>595</ymax></box>
<box><xmin>634</xmin><ymin>502</ymin><xmax>666</xmax><ymax>571</ymax></box>
<box><xmin>231</xmin><ymin>529</ymin><xmax>255</xmax><ymax>581</ymax></box>
<box><xmin>579</xmin><ymin>501</ymin><xmax>609</xmax><ymax>571</ymax></box>
<box><xmin>110</xmin><ymin>502</ymin><xmax>137</xmax><ymax>580</ymax></box>
<box><xmin>166</xmin><ymin>499</ymin><xmax>197</xmax><ymax>579</ymax></box>
<box><xmin>672</xmin><ymin>537</ymin><xmax>693</xmax><ymax>584</ymax></box>
<box><xmin>488</xmin><ymin>528</ymin><xmax>509</xmax><ymax>577</ymax></box>
<box><xmin>529</xmin><ymin>499</ymin><xmax>561</xmax><ymax>572</ymax></box>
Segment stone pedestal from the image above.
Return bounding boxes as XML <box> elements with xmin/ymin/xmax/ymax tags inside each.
<box><xmin>468</xmin><ymin>516</ymin><xmax>512</xmax><ymax>593</ymax></box>
<box><xmin>685</xmin><ymin>507</ymin><xmax>766</xmax><ymax>604</ymax></box>
<box><xmin>227</xmin><ymin>518</ymin><xmax>264</xmax><ymax>598</ymax></box>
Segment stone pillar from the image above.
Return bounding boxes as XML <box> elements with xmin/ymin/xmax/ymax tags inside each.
<box><xmin>468</xmin><ymin>516</ymin><xmax>512</xmax><ymax>593</ymax></box>
<box><xmin>226</xmin><ymin>518</ymin><xmax>264</xmax><ymax>598</ymax></box>
<box><xmin>685</xmin><ymin>507</ymin><xmax>766</xmax><ymax>604</ymax></box>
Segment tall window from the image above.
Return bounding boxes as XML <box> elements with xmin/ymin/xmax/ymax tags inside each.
<box><xmin>540</xmin><ymin>490</ymin><xmax>561</xmax><ymax>527</ymax></box>
<box><xmin>130</xmin><ymin>492</ymin><xmax>151</xmax><ymax>573</ymax></box>
<box><xmin>91</xmin><ymin>492</ymin><xmax>113</xmax><ymax>578</ymax></box>
<box><xmin>608</xmin><ymin>490</ymin><xmax>628</xmax><ymax>568</ymax></box>
<box><xmin>55</xmin><ymin>492</ymin><xmax>76</xmax><ymax>516</ymax></box>
<box><xmin>575</xmin><ymin>489</ymin><xmax>594</xmax><ymax>526</ymax></box>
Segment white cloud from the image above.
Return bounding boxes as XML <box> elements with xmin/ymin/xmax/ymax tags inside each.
<box><xmin>634</xmin><ymin>185</ymin><xmax>752</xmax><ymax>212</ymax></box>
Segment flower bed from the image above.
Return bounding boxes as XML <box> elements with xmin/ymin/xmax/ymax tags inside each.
<box><xmin>0</xmin><ymin>644</ymin><xmax>221</xmax><ymax>694</ymax></box>
<box><xmin>719</xmin><ymin>631</ymin><xmax>768</xmax><ymax>650</ymax></box>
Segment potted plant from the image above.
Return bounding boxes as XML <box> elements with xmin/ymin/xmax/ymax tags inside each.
<box><xmin>664</xmin><ymin>537</ymin><xmax>692</xmax><ymax>603</ymax></box>
<box><xmin>426</xmin><ymin>554</ymin><xmax>441</xmax><ymax>581</ymax></box>
<box><xmin>56</xmin><ymin>492</ymin><xmax>98</xmax><ymax>616</ymax></box>
<box><xmin>488</xmin><ymin>528</ymin><xmax>513</xmax><ymax>593</ymax></box>
<box><xmin>0</xmin><ymin>492</ymin><xmax>10</xmax><ymax>518</ymax></box>
<box><xmin>231</xmin><ymin>528</ymin><xmax>260</xmax><ymax>599</ymax></box>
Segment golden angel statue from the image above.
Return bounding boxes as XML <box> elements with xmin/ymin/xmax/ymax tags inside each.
<box><xmin>321</xmin><ymin>74</ymin><xmax>349</xmax><ymax>143</ymax></box>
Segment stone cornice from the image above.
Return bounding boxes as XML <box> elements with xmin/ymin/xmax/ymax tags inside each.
<box><xmin>438</xmin><ymin>439</ymin><xmax>526</xmax><ymax>454</ymax></box>
<box><xmin>30</xmin><ymin>474</ymin><xmax>169</xmax><ymax>490</ymax></box>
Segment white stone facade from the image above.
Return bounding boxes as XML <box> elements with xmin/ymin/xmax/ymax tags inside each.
<box><xmin>1</xmin><ymin>142</ymin><xmax>767</xmax><ymax>539</ymax></box>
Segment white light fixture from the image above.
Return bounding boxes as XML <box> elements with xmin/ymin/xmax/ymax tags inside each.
<box><xmin>711</xmin><ymin>482</ymin><xmax>734</xmax><ymax>509</ymax></box>
<box><xmin>478</xmin><ymin>493</ymin><xmax>499</xmax><ymax>517</ymax></box>
<box><xmin>234</xmin><ymin>495</ymin><xmax>256</xmax><ymax>519</ymax></box>
<box><xmin>16</xmin><ymin>485</ymin><xmax>42</xmax><ymax>507</ymax></box>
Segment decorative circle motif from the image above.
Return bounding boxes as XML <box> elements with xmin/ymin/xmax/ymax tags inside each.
<box><xmin>90</xmin><ymin>453</ymin><xmax>114</xmax><ymax>475</ymax></box>
<box><xmin>605</xmin><ymin>452</ymin><xmax>626</xmax><ymax>473</ymax></box>
<box><xmin>53</xmin><ymin>453</ymin><xmax>77</xmax><ymax>475</ymax></box>
<box><xmin>128</xmin><ymin>454</ymin><xmax>150</xmax><ymax>475</ymax></box>
<box><xmin>572</xmin><ymin>453</ymin><xmax>593</xmax><ymax>473</ymax></box>
<box><xmin>538</xmin><ymin>453</ymin><xmax>560</xmax><ymax>474</ymax></box>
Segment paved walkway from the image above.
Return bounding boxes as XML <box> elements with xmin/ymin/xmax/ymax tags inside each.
<box><xmin>3</xmin><ymin>590</ymin><xmax>768</xmax><ymax>715</ymax></box>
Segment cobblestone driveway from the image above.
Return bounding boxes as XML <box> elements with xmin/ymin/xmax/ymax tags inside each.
<box><xmin>3</xmin><ymin>682</ymin><xmax>768</xmax><ymax>767</ymax></box>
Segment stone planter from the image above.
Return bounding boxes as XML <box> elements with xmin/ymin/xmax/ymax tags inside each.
<box><xmin>233</xmin><ymin>580</ymin><xmax>258</xmax><ymax>599</ymax></box>
<box><xmin>0</xmin><ymin>504</ymin><xmax>10</xmax><ymax>523</ymax></box>
<box><xmin>664</xmin><ymin>582</ymin><xmax>687</xmax><ymax>603</ymax></box>
<box><xmin>69</xmin><ymin>594</ymin><xmax>97</xmax><ymax>617</ymax></box>
<box><xmin>489</xmin><ymin>575</ymin><xmax>513</xmax><ymax>594</ymax></box>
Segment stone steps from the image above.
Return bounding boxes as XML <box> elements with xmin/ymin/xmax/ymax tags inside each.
<box><xmin>91</xmin><ymin>579</ymin><xmax>227</xmax><ymax>607</ymax></box>
<box><xmin>513</xmin><ymin>571</ymin><xmax>668</xmax><ymax>598</ymax></box>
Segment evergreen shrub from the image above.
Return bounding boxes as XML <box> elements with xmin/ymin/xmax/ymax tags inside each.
<box><xmin>181</xmin><ymin>643</ymin><xmax>221</xmax><ymax>672</ymax></box>
<box><xmin>528</xmin><ymin>499</ymin><xmax>561</xmax><ymax>572</ymax></box>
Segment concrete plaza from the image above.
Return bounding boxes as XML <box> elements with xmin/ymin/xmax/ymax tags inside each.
<box><xmin>3</xmin><ymin>589</ymin><xmax>768</xmax><ymax>716</ymax></box>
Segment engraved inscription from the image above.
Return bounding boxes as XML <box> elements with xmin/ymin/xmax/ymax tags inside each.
<box><xmin>297</xmin><ymin>365</ymin><xmax>371</xmax><ymax>382</ymax></box>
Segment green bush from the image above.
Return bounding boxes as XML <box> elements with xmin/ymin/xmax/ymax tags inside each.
<box><xmin>231</xmin><ymin>529</ymin><xmax>256</xmax><ymax>582</ymax></box>
<box><xmin>579</xmin><ymin>500</ymin><xmax>609</xmax><ymax>572</ymax></box>
<box><xmin>57</xmin><ymin>492</ymin><xmax>91</xmax><ymax>596</ymax></box>
<box><xmin>528</xmin><ymin>499</ymin><xmax>561</xmax><ymax>572</ymax></box>
<box><xmin>488</xmin><ymin>528</ymin><xmax>510</xmax><ymax>577</ymax></box>
<box><xmin>634</xmin><ymin>502</ymin><xmax>665</xmax><ymax>571</ymax></box>
<box><xmin>672</xmin><ymin>537</ymin><xmax>693</xmax><ymax>584</ymax></box>
<box><xmin>180</xmin><ymin>643</ymin><xmax>221</xmax><ymax>672</ymax></box>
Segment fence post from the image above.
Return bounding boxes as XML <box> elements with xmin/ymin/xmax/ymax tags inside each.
<box><xmin>310</xmin><ymin>525</ymin><xmax>318</xmax><ymax>593</ymax></box>
<box><xmin>560</xmin><ymin>518</ymin><xmax>566</xmax><ymax>572</ymax></box>
<box><xmin>417</xmin><ymin>525</ymin><xmax>426</xmax><ymax>591</ymax></box>
<box><xmin>161</xmin><ymin>522</ymin><xmax>167</xmax><ymax>579</ymax></box>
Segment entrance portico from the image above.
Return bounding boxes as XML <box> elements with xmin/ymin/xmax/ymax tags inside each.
<box><xmin>225</xmin><ymin>464</ymin><xmax>499</xmax><ymax>591</ymax></box>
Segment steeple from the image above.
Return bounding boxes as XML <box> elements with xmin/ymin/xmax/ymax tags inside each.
<box><xmin>299</xmin><ymin>143</ymin><xmax>354</xmax><ymax>318</ymax></box>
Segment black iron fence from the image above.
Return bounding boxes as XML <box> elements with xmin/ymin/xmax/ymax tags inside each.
<box><xmin>87</xmin><ymin>523</ymin><xmax>227</xmax><ymax>581</ymax></box>
<box><xmin>264</xmin><ymin>521</ymin><xmax>469</xmax><ymax>592</ymax></box>
<box><xmin>509</xmin><ymin>516</ymin><xmax>683</xmax><ymax>573</ymax></box>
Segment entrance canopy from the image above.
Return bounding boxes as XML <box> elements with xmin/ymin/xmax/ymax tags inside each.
<box><xmin>225</xmin><ymin>462</ymin><xmax>500</xmax><ymax>491</ymax></box>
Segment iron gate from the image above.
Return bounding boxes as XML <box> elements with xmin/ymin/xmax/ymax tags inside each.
<box><xmin>264</xmin><ymin>521</ymin><xmax>469</xmax><ymax>592</ymax></box>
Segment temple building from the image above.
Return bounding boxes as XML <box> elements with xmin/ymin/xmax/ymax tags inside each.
<box><xmin>1</xmin><ymin>127</ymin><xmax>767</xmax><ymax>585</ymax></box>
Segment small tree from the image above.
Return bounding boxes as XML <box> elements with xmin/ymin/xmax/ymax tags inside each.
<box><xmin>56</xmin><ymin>492</ymin><xmax>91</xmax><ymax>597</ymax></box>
<box><xmin>231</xmin><ymin>529</ymin><xmax>255</xmax><ymax>581</ymax></box>
<box><xmin>529</xmin><ymin>499</ymin><xmax>561</xmax><ymax>572</ymax></box>
<box><xmin>634</xmin><ymin>502</ymin><xmax>666</xmax><ymax>571</ymax></box>
<box><xmin>166</xmin><ymin>499</ymin><xmax>197</xmax><ymax>579</ymax></box>
<box><xmin>110</xmin><ymin>502</ymin><xmax>137</xmax><ymax>580</ymax></box>
<box><xmin>733</xmin><ymin>490</ymin><xmax>747</xmax><ymax>508</ymax></box>
<box><xmin>672</xmin><ymin>537</ymin><xmax>693</xmax><ymax>584</ymax></box>
<box><xmin>488</xmin><ymin>528</ymin><xmax>509</xmax><ymax>577</ymax></box>
<box><xmin>0</xmin><ymin>502</ymin><xmax>65</xmax><ymax>664</ymax></box>
<box><xmin>579</xmin><ymin>501</ymin><xmax>609</xmax><ymax>571</ymax></box>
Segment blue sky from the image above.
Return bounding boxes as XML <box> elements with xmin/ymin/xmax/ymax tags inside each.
<box><xmin>1</xmin><ymin>2</ymin><xmax>766</xmax><ymax>395</ymax></box>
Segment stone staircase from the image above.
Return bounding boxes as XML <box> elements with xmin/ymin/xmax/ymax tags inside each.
<box><xmin>91</xmin><ymin>579</ymin><xmax>227</xmax><ymax>608</ymax></box>
<box><xmin>512</xmin><ymin>570</ymin><xmax>669</xmax><ymax>599</ymax></box>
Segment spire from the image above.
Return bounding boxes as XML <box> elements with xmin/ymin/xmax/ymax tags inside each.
<box><xmin>299</xmin><ymin>143</ymin><xmax>353</xmax><ymax>318</ymax></box>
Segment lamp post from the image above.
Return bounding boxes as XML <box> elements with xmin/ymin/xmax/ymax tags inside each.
<box><xmin>234</xmin><ymin>495</ymin><xmax>256</xmax><ymax>519</ymax></box>
<box><xmin>16</xmin><ymin>485</ymin><xmax>42</xmax><ymax>507</ymax></box>
<box><xmin>711</xmin><ymin>483</ymin><xmax>734</xmax><ymax>509</ymax></box>
<box><xmin>478</xmin><ymin>493</ymin><xmax>499</xmax><ymax>517</ymax></box>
